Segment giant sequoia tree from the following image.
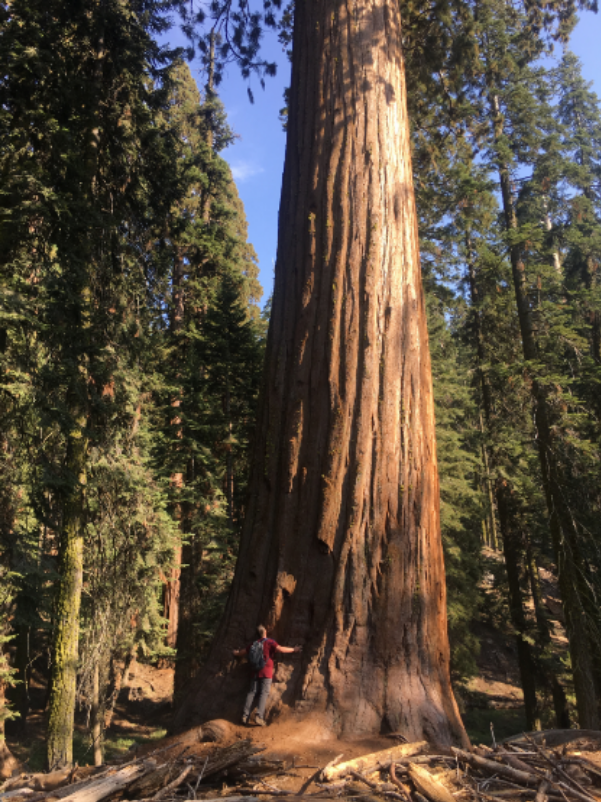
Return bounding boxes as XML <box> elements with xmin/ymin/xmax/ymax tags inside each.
<box><xmin>175</xmin><ymin>0</ymin><xmax>467</xmax><ymax>744</ymax></box>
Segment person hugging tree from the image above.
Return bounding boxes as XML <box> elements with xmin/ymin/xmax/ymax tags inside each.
<box><xmin>232</xmin><ymin>625</ymin><xmax>302</xmax><ymax>726</ymax></box>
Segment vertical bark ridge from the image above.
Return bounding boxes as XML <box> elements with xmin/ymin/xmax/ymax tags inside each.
<box><xmin>175</xmin><ymin>0</ymin><xmax>466</xmax><ymax>745</ymax></box>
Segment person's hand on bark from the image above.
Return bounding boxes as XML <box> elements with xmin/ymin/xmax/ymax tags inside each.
<box><xmin>275</xmin><ymin>643</ymin><xmax>302</xmax><ymax>655</ymax></box>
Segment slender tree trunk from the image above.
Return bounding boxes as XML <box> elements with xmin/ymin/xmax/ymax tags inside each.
<box><xmin>542</xmin><ymin>205</ymin><xmax>561</xmax><ymax>276</ymax></box>
<box><xmin>175</xmin><ymin>0</ymin><xmax>467</xmax><ymax>744</ymax></box>
<box><xmin>466</xmin><ymin>235</ymin><xmax>540</xmax><ymax>730</ymax></box>
<box><xmin>575</xmin><ymin>130</ymin><xmax>601</xmax><ymax>366</ymax></box>
<box><xmin>0</xmin><ymin>646</ymin><xmax>19</xmax><ymax>777</ymax></box>
<box><xmin>202</xmin><ymin>32</ymin><xmax>216</xmax><ymax>225</ymax></box>
<box><xmin>165</xmin><ymin>254</ymin><xmax>186</xmax><ymax>650</ymax></box>
<box><xmin>525</xmin><ymin>542</ymin><xmax>571</xmax><ymax>728</ymax></box>
<box><xmin>495</xmin><ymin>492</ymin><xmax>540</xmax><ymax>730</ymax></box>
<box><xmin>490</xmin><ymin>91</ymin><xmax>601</xmax><ymax>728</ymax></box>
<box><xmin>0</xmin><ymin>705</ymin><xmax>18</xmax><ymax>779</ymax></box>
<box><xmin>9</xmin><ymin>623</ymin><xmax>31</xmax><ymax>735</ymax></box>
<box><xmin>91</xmin><ymin>662</ymin><xmax>103</xmax><ymax>767</ymax></box>
<box><xmin>164</xmin><ymin>540</ymin><xmax>182</xmax><ymax>650</ymax></box>
<box><xmin>174</xmin><ymin>458</ymin><xmax>201</xmax><ymax>699</ymax></box>
<box><xmin>46</xmin><ymin>9</ymin><xmax>106</xmax><ymax>766</ymax></box>
<box><xmin>47</xmin><ymin>404</ymin><xmax>88</xmax><ymax>769</ymax></box>
<box><xmin>585</xmin><ymin>256</ymin><xmax>601</xmax><ymax>365</ymax></box>
<box><xmin>225</xmin><ymin>370</ymin><xmax>234</xmax><ymax>525</ymax></box>
<box><xmin>477</xmin><ymin>412</ymin><xmax>498</xmax><ymax>550</ymax></box>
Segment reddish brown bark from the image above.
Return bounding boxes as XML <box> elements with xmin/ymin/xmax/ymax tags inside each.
<box><xmin>164</xmin><ymin>542</ymin><xmax>182</xmax><ymax>650</ymax></box>
<box><xmin>164</xmin><ymin>254</ymin><xmax>186</xmax><ymax>650</ymax></box>
<box><xmin>175</xmin><ymin>0</ymin><xmax>467</xmax><ymax>744</ymax></box>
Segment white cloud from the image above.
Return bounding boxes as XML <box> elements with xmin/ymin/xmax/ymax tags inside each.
<box><xmin>229</xmin><ymin>160</ymin><xmax>265</xmax><ymax>182</ymax></box>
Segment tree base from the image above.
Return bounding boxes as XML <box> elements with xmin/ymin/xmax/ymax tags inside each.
<box><xmin>0</xmin><ymin>738</ymin><xmax>19</xmax><ymax>779</ymax></box>
<box><xmin>174</xmin><ymin>659</ymin><xmax>469</xmax><ymax>748</ymax></box>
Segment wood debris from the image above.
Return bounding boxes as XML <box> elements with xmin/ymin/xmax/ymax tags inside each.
<box><xmin>321</xmin><ymin>743</ymin><xmax>428</xmax><ymax>782</ymax></box>
<box><xmin>1</xmin><ymin>729</ymin><xmax>601</xmax><ymax>802</ymax></box>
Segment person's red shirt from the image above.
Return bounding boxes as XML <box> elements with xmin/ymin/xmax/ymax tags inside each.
<box><xmin>246</xmin><ymin>638</ymin><xmax>278</xmax><ymax>678</ymax></box>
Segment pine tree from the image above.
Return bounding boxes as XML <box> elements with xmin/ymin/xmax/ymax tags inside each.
<box><xmin>404</xmin><ymin>0</ymin><xmax>582</xmax><ymax>725</ymax></box>
<box><xmin>555</xmin><ymin>52</ymin><xmax>601</xmax><ymax>397</ymax></box>
<box><xmin>0</xmin><ymin>0</ymin><xmax>187</xmax><ymax>767</ymax></box>
<box><xmin>144</xmin><ymin>63</ymin><xmax>265</xmax><ymax>697</ymax></box>
<box><xmin>457</xmin><ymin>0</ymin><xmax>601</xmax><ymax>725</ymax></box>
<box><xmin>426</xmin><ymin>284</ymin><xmax>484</xmax><ymax>684</ymax></box>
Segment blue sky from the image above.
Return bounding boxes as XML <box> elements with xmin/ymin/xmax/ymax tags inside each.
<box><xmin>181</xmin><ymin>11</ymin><xmax>601</xmax><ymax>305</ymax></box>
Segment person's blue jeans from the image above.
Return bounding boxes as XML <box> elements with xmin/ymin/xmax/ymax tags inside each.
<box><xmin>243</xmin><ymin>677</ymin><xmax>272</xmax><ymax>720</ymax></box>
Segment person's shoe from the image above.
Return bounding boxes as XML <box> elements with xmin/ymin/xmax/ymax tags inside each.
<box><xmin>255</xmin><ymin>715</ymin><xmax>267</xmax><ymax>727</ymax></box>
<box><xmin>241</xmin><ymin>714</ymin><xmax>249</xmax><ymax>725</ymax></box>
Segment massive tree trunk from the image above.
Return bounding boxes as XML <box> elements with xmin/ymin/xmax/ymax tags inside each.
<box><xmin>175</xmin><ymin>0</ymin><xmax>467</xmax><ymax>744</ymax></box>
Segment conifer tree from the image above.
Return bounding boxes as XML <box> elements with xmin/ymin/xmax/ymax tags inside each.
<box><xmin>456</xmin><ymin>0</ymin><xmax>601</xmax><ymax>724</ymax></box>
<box><xmin>555</xmin><ymin>52</ymin><xmax>601</xmax><ymax>388</ymax></box>
<box><xmin>0</xmin><ymin>0</ymin><xmax>187</xmax><ymax>767</ymax></box>
<box><xmin>146</xmin><ymin>63</ymin><xmax>264</xmax><ymax>697</ymax></box>
<box><xmin>404</xmin><ymin>0</ymin><xmax>584</xmax><ymax>724</ymax></box>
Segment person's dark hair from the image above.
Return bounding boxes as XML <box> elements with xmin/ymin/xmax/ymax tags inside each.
<box><xmin>257</xmin><ymin>624</ymin><xmax>267</xmax><ymax>639</ymax></box>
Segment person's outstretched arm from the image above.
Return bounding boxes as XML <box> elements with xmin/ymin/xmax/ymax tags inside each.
<box><xmin>232</xmin><ymin>648</ymin><xmax>247</xmax><ymax>658</ymax></box>
<box><xmin>276</xmin><ymin>645</ymin><xmax>302</xmax><ymax>654</ymax></box>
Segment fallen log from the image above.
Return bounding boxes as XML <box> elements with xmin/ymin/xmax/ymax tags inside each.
<box><xmin>149</xmin><ymin>764</ymin><xmax>193</xmax><ymax>800</ymax></box>
<box><xmin>3</xmin><ymin>770</ymin><xmax>73</xmax><ymax>795</ymax></box>
<box><xmin>59</xmin><ymin>763</ymin><xmax>153</xmax><ymax>802</ymax></box>
<box><xmin>400</xmin><ymin>757</ymin><xmax>456</xmax><ymax>767</ymax></box>
<box><xmin>0</xmin><ymin>790</ymin><xmax>52</xmax><ymax>802</ymax></box>
<box><xmin>199</xmin><ymin>797</ymin><xmax>261</xmax><ymax>802</ymax></box>
<box><xmin>565</xmin><ymin>759</ymin><xmax>601</xmax><ymax>785</ymax></box>
<box><xmin>321</xmin><ymin>743</ymin><xmax>427</xmax><ymax>782</ymax></box>
<box><xmin>535</xmin><ymin>778</ymin><xmax>549</xmax><ymax>802</ymax></box>
<box><xmin>0</xmin><ymin>791</ymin><xmax>35</xmax><ymax>800</ymax></box>
<box><xmin>498</xmin><ymin>755</ymin><xmax>539</xmax><ymax>776</ymax></box>
<box><xmin>348</xmin><ymin>769</ymin><xmax>397</xmax><ymax>793</ymax></box>
<box><xmin>408</xmin><ymin>763</ymin><xmax>455</xmax><ymax>802</ymax></box>
<box><xmin>202</xmin><ymin>740</ymin><xmax>265</xmax><ymax>781</ymax></box>
<box><xmin>553</xmin><ymin>779</ymin><xmax>600</xmax><ymax>802</ymax></box>
<box><xmin>32</xmin><ymin>744</ymin><xmax>185</xmax><ymax>802</ymax></box>
<box><xmin>504</xmin><ymin>733</ymin><xmax>601</xmax><ymax>750</ymax></box>
<box><xmin>319</xmin><ymin>755</ymin><xmax>344</xmax><ymax>782</ymax></box>
<box><xmin>125</xmin><ymin>763</ymin><xmax>173</xmax><ymax>799</ymax></box>
<box><xmin>232</xmin><ymin>758</ymin><xmax>288</xmax><ymax>778</ymax></box>
<box><xmin>451</xmin><ymin>748</ymin><xmax>540</xmax><ymax>786</ymax></box>
<box><xmin>344</xmin><ymin>780</ymin><xmax>386</xmax><ymax>802</ymax></box>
